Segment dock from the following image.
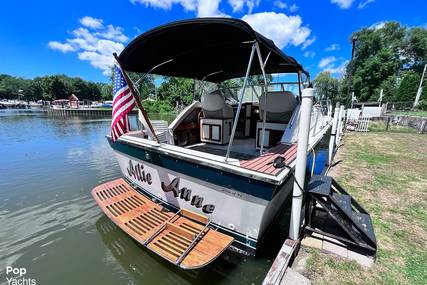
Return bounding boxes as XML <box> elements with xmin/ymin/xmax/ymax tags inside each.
<box><xmin>46</xmin><ymin>108</ymin><xmax>138</xmax><ymax>116</ymax></box>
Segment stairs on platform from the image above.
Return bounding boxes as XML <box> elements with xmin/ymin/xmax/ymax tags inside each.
<box><xmin>305</xmin><ymin>175</ymin><xmax>377</xmax><ymax>255</ymax></box>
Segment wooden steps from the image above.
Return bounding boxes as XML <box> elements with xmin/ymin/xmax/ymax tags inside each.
<box><xmin>91</xmin><ymin>178</ymin><xmax>234</xmax><ymax>269</ymax></box>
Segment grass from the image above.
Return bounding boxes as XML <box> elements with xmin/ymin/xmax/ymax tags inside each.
<box><xmin>369</xmin><ymin>121</ymin><xmax>417</xmax><ymax>133</ymax></box>
<box><xmin>301</xmin><ymin>130</ymin><xmax>427</xmax><ymax>285</ymax></box>
<box><xmin>391</xmin><ymin>110</ymin><xmax>427</xmax><ymax>117</ymax></box>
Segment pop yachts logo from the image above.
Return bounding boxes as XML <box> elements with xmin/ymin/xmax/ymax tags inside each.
<box><xmin>161</xmin><ymin>178</ymin><xmax>215</xmax><ymax>214</ymax></box>
<box><xmin>5</xmin><ymin>266</ymin><xmax>36</xmax><ymax>285</ymax></box>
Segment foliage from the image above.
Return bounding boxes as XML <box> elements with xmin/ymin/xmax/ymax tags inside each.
<box><xmin>0</xmin><ymin>73</ymin><xmax>109</xmax><ymax>102</ymax></box>
<box><xmin>318</xmin><ymin>22</ymin><xmax>426</xmax><ymax>106</ymax></box>
<box><xmin>313</xmin><ymin>71</ymin><xmax>339</xmax><ymax>100</ymax></box>
<box><xmin>416</xmin><ymin>100</ymin><xmax>427</xmax><ymax>111</ymax></box>
<box><xmin>396</xmin><ymin>70</ymin><xmax>420</xmax><ymax>101</ymax></box>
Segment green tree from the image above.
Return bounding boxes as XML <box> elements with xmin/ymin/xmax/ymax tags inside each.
<box><xmin>313</xmin><ymin>71</ymin><xmax>339</xmax><ymax>101</ymax></box>
<box><xmin>396</xmin><ymin>70</ymin><xmax>420</xmax><ymax>102</ymax></box>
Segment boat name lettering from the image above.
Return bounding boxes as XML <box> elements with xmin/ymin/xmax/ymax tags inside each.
<box><xmin>161</xmin><ymin>178</ymin><xmax>215</xmax><ymax>214</ymax></box>
<box><xmin>127</xmin><ymin>160</ymin><xmax>152</xmax><ymax>185</ymax></box>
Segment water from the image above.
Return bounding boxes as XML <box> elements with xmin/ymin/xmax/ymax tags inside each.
<box><xmin>0</xmin><ymin>110</ymin><xmax>293</xmax><ymax>285</ymax></box>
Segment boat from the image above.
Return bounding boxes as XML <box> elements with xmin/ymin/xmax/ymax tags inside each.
<box><xmin>92</xmin><ymin>18</ymin><xmax>332</xmax><ymax>269</ymax></box>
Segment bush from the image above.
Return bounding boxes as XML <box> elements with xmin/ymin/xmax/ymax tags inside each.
<box><xmin>416</xmin><ymin>100</ymin><xmax>427</xmax><ymax>110</ymax></box>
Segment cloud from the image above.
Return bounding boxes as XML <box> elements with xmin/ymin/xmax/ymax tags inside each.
<box><xmin>79</xmin><ymin>16</ymin><xmax>104</xmax><ymax>29</ymax></box>
<box><xmin>273</xmin><ymin>1</ymin><xmax>298</xmax><ymax>13</ymax></box>
<box><xmin>96</xmin><ymin>24</ymin><xmax>128</xmax><ymax>42</ymax></box>
<box><xmin>303</xmin><ymin>51</ymin><xmax>315</xmax><ymax>58</ymax></box>
<box><xmin>130</xmin><ymin>0</ymin><xmax>197</xmax><ymax>11</ymax></box>
<box><xmin>48</xmin><ymin>41</ymin><xmax>77</xmax><ymax>53</ymax></box>
<box><xmin>229</xmin><ymin>0</ymin><xmax>260</xmax><ymax>14</ymax></box>
<box><xmin>318</xmin><ymin>56</ymin><xmax>348</xmax><ymax>76</ymax></box>
<box><xmin>289</xmin><ymin>3</ymin><xmax>298</xmax><ymax>13</ymax></box>
<box><xmin>318</xmin><ymin>56</ymin><xmax>336</xmax><ymax>68</ymax></box>
<box><xmin>325</xmin><ymin>43</ymin><xmax>340</xmax><ymax>51</ymax></box>
<box><xmin>48</xmin><ymin>17</ymin><xmax>128</xmax><ymax>75</ymax></box>
<box><xmin>324</xmin><ymin>60</ymin><xmax>349</xmax><ymax>76</ymax></box>
<box><xmin>242</xmin><ymin>12</ymin><xmax>312</xmax><ymax>49</ymax></box>
<box><xmin>273</xmin><ymin>1</ymin><xmax>287</xmax><ymax>9</ymax></box>
<box><xmin>131</xmin><ymin>0</ymin><xmax>228</xmax><ymax>17</ymax></box>
<box><xmin>369</xmin><ymin>21</ymin><xmax>385</xmax><ymax>30</ymax></box>
<box><xmin>302</xmin><ymin>36</ymin><xmax>316</xmax><ymax>49</ymax></box>
<box><xmin>331</xmin><ymin>0</ymin><xmax>354</xmax><ymax>9</ymax></box>
<box><xmin>197</xmin><ymin>0</ymin><xmax>228</xmax><ymax>17</ymax></box>
<box><xmin>358</xmin><ymin>0</ymin><xmax>374</xmax><ymax>9</ymax></box>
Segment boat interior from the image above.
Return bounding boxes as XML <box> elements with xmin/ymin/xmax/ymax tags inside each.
<box><xmin>130</xmin><ymin>83</ymin><xmax>331</xmax><ymax>176</ymax></box>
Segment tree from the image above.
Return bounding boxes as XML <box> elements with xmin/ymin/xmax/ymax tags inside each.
<box><xmin>313</xmin><ymin>71</ymin><xmax>339</xmax><ymax>101</ymax></box>
<box><xmin>396</xmin><ymin>70</ymin><xmax>420</xmax><ymax>102</ymax></box>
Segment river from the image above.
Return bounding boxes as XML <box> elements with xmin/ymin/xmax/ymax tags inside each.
<box><xmin>0</xmin><ymin>110</ymin><xmax>305</xmax><ymax>285</ymax></box>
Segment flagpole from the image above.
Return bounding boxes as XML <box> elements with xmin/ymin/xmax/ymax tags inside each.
<box><xmin>113</xmin><ymin>52</ymin><xmax>159</xmax><ymax>143</ymax></box>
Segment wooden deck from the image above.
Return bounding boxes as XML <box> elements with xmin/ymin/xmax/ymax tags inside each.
<box><xmin>92</xmin><ymin>178</ymin><xmax>233</xmax><ymax>269</ymax></box>
<box><xmin>240</xmin><ymin>143</ymin><xmax>297</xmax><ymax>175</ymax></box>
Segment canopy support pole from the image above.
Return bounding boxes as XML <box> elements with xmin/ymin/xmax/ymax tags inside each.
<box><xmin>255</xmin><ymin>43</ymin><xmax>269</xmax><ymax>155</ymax></box>
<box><xmin>225</xmin><ymin>43</ymin><xmax>256</xmax><ymax>162</ymax></box>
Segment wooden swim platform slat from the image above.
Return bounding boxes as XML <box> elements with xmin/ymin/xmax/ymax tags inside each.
<box><xmin>240</xmin><ymin>143</ymin><xmax>297</xmax><ymax>175</ymax></box>
<box><xmin>91</xmin><ymin>178</ymin><xmax>234</xmax><ymax>269</ymax></box>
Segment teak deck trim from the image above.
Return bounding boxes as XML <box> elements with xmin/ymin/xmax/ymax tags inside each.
<box><xmin>91</xmin><ymin>178</ymin><xmax>234</xmax><ymax>269</ymax></box>
<box><xmin>240</xmin><ymin>143</ymin><xmax>297</xmax><ymax>175</ymax></box>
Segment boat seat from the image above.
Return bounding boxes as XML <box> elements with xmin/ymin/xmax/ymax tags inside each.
<box><xmin>259</xmin><ymin>91</ymin><xmax>297</xmax><ymax>123</ymax></box>
<box><xmin>201</xmin><ymin>92</ymin><xmax>233</xmax><ymax>119</ymax></box>
<box><xmin>256</xmin><ymin>91</ymin><xmax>297</xmax><ymax>149</ymax></box>
<box><xmin>200</xmin><ymin>92</ymin><xmax>233</xmax><ymax>144</ymax></box>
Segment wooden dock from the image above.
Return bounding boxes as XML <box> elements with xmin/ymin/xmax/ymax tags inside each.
<box><xmin>46</xmin><ymin>108</ymin><xmax>138</xmax><ymax>116</ymax></box>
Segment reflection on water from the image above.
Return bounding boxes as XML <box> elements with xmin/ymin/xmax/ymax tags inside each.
<box><xmin>0</xmin><ymin>110</ymin><xmax>291</xmax><ymax>285</ymax></box>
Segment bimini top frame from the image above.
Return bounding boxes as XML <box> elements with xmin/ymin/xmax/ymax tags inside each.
<box><xmin>118</xmin><ymin>17</ymin><xmax>310</xmax><ymax>162</ymax></box>
<box><xmin>118</xmin><ymin>18</ymin><xmax>309</xmax><ymax>82</ymax></box>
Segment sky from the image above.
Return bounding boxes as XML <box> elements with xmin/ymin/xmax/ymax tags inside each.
<box><xmin>0</xmin><ymin>0</ymin><xmax>425</xmax><ymax>83</ymax></box>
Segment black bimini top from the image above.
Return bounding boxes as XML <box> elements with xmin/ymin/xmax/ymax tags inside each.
<box><xmin>119</xmin><ymin>18</ymin><xmax>309</xmax><ymax>83</ymax></box>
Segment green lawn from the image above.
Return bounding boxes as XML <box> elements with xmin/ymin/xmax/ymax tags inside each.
<box><xmin>391</xmin><ymin>110</ymin><xmax>427</xmax><ymax>117</ymax></box>
<box><xmin>301</xmin><ymin>131</ymin><xmax>427</xmax><ymax>285</ymax></box>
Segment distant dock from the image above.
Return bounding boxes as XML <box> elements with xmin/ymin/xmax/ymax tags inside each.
<box><xmin>46</xmin><ymin>108</ymin><xmax>138</xmax><ymax>116</ymax></box>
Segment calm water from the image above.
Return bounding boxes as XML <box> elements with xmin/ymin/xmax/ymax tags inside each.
<box><xmin>0</xmin><ymin>110</ymin><xmax>297</xmax><ymax>285</ymax></box>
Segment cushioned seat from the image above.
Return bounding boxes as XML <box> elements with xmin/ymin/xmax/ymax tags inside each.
<box><xmin>259</xmin><ymin>91</ymin><xmax>297</xmax><ymax>123</ymax></box>
<box><xmin>201</xmin><ymin>92</ymin><xmax>233</xmax><ymax>119</ymax></box>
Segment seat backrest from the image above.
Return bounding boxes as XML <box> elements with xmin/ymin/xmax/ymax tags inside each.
<box><xmin>259</xmin><ymin>91</ymin><xmax>297</xmax><ymax>123</ymax></box>
<box><xmin>201</xmin><ymin>92</ymin><xmax>233</xmax><ymax>119</ymax></box>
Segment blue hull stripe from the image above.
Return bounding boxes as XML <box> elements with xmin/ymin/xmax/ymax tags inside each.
<box><xmin>109</xmin><ymin>139</ymin><xmax>277</xmax><ymax>201</ymax></box>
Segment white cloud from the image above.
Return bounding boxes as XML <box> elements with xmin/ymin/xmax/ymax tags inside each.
<box><xmin>324</xmin><ymin>60</ymin><xmax>349</xmax><ymax>76</ymax></box>
<box><xmin>358</xmin><ymin>0</ymin><xmax>374</xmax><ymax>9</ymax></box>
<box><xmin>325</xmin><ymin>43</ymin><xmax>340</xmax><ymax>51</ymax></box>
<box><xmin>302</xmin><ymin>36</ymin><xmax>316</xmax><ymax>49</ymax></box>
<box><xmin>369</xmin><ymin>21</ymin><xmax>385</xmax><ymax>30</ymax></box>
<box><xmin>318</xmin><ymin>56</ymin><xmax>336</xmax><ymax>68</ymax></box>
<box><xmin>331</xmin><ymin>0</ymin><xmax>354</xmax><ymax>9</ymax></box>
<box><xmin>49</xmin><ymin>18</ymin><xmax>128</xmax><ymax>75</ymax></box>
<box><xmin>273</xmin><ymin>1</ymin><xmax>287</xmax><ymax>9</ymax></box>
<box><xmin>242</xmin><ymin>12</ymin><xmax>312</xmax><ymax>49</ymax></box>
<box><xmin>303</xmin><ymin>51</ymin><xmax>315</xmax><ymax>58</ymax></box>
<box><xmin>130</xmin><ymin>0</ymin><xmax>197</xmax><ymax>11</ymax></box>
<box><xmin>289</xmin><ymin>3</ymin><xmax>298</xmax><ymax>13</ymax></box>
<box><xmin>131</xmin><ymin>0</ymin><xmax>227</xmax><ymax>17</ymax></box>
<box><xmin>48</xmin><ymin>41</ymin><xmax>77</xmax><ymax>53</ymax></box>
<box><xmin>197</xmin><ymin>0</ymin><xmax>228</xmax><ymax>17</ymax></box>
<box><xmin>96</xmin><ymin>24</ymin><xmax>128</xmax><ymax>42</ymax></box>
<box><xmin>229</xmin><ymin>0</ymin><xmax>260</xmax><ymax>13</ymax></box>
<box><xmin>79</xmin><ymin>16</ymin><xmax>104</xmax><ymax>29</ymax></box>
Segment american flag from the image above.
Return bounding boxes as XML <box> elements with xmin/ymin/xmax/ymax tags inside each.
<box><xmin>111</xmin><ymin>65</ymin><xmax>135</xmax><ymax>142</ymax></box>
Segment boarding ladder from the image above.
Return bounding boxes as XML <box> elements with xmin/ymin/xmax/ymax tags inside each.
<box><xmin>305</xmin><ymin>175</ymin><xmax>377</xmax><ymax>254</ymax></box>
